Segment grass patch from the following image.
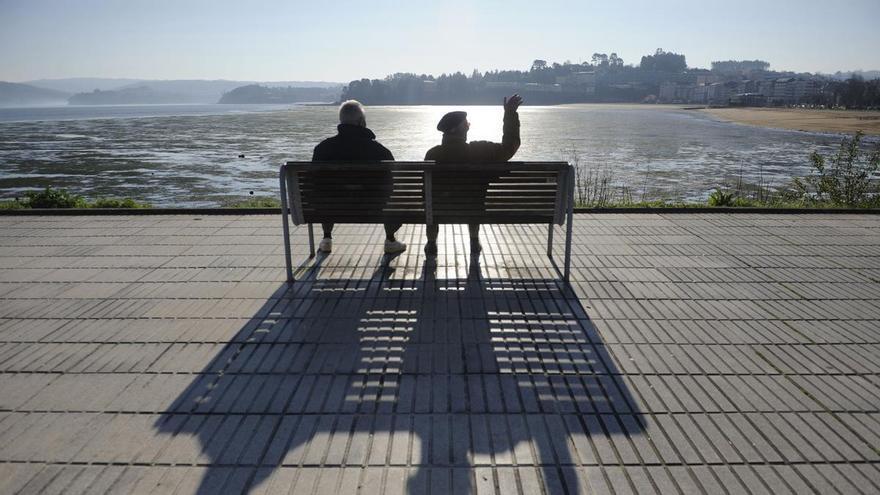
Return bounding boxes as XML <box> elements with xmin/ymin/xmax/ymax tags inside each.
<box><xmin>223</xmin><ymin>196</ymin><xmax>281</xmax><ymax>208</ymax></box>
<box><xmin>0</xmin><ymin>200</ymin><xmax>25</xmax><ymax>210</ymax></box>
<box><xmin>576</xmin><ymin>199</ymin><xmax>701</xmax><ymax>208</ymax></box>
<box><xmin>1</xmin><ymin>187</ymin><xmax>151</xmax><ymax>209</ymax></box>
<box><xmin>90</xmin><ymin>197</ymin><xmax>152</xmax><ymax>209</ymax></box>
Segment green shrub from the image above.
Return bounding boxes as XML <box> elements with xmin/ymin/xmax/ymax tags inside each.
<box><xmin>708</xmin><ymin>188</ymin><xmax>734</xmax><ymax>207</ymax></box>
<box><xmin>3</xmin><ymin>187</ymin><xmax>150</xmax><ymax>209</ymax></box>
<box><xmin>793</xmin><ymin>131</ymin><xmax>880</xmax><ymax>207</ymax></box>
<box><xmin>90</xmin><ymin>197</ymin><xmax>151</xmax><ymax>208</ymax></box>
<box><xmin>23</xmin><ymin>187</ymin><xmax>87</xmax><ymax>208</ymax></box>
<box><xmin>224</xmin><ymin>196</ymin><xmax>281</xmax><ymax>208</ymax></box>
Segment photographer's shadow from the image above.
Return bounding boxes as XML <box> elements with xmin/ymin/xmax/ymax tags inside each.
<box><xmin>155</xmin><ymin>253</ymin><xmax>643</xmax><ymax>494</ymax></box>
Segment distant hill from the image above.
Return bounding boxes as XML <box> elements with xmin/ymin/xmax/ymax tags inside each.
<box><xmin>68</xmin><ymin>86</ymin><xmax>192</xmax><ymax>105</ymax></box>
<box><xmin>218</xmin><ymin>84</ymin><xmax>341</xmax><ymax>104</ymax></box>
<box><xmin>0</xmin><ymin>81</ymin><xmax>69</xmax><ymax>107</ymax></box>
<box><xmin>114</xmin><ymin>80</ymin><xmax>259</xmax><ymax>103</ymax></box>
<box><xmin>25</xmin><ymin>78</ymin><xmax>143</xmax><ymax>93</ymax></box>
<box><xmin>260</xmin><ymin>81</ymin><xmax>342</xmax><ymax>89</ymax></box>
<box><xmin>52</xmin><ymin>78</ymin><xmax>342</xmax><ymax>104</ymax></box>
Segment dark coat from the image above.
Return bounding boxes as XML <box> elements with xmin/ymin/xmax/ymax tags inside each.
<box><xmin>424</xmin><ymin>111</ymin><xmax>520</xmax><ymax>223</ymax></box>
<box><xmin>312</xmin><ymin>124</ymin><xmax>394</xmax><ymax>161</ymax></box>
<box><xmin>424</xmin><ymin>110</ymin><xmax>520</xmax><ymax>162</ymax></box>
<box><xmin>310</xmin><ymin>124</ymin><xmax>395</xmax><ymax>221</ymax></box>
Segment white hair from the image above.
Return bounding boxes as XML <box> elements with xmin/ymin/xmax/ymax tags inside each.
<box><xmin>338</xmin><ymin>100</ymin><xmax>366</xmax><ymax>125</ymax></box>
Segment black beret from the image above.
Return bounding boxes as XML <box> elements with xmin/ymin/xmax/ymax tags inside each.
<box><xmin>437</xmin><ymin>111</ymin><xmax>467</xmax><ymax>132</ymax></box>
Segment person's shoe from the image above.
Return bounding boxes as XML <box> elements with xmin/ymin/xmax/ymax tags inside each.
<box><xmin>424</xmin><ymin>241</ymin><xmax>438</xmax><ymax>257</ymax></box>
<box><xmin>470</xmin><ymin>237</ymin><xmax>482</xmax><ymax>255</ymax></box>
<box><xmin>384</xmin><ymin>239</ymin><xmax>406</xmax><ymax>254</ymax></box>
<box><xmin>318</xmin><ymin>237</ymin><xmax>332</xmax><ymax>253</ymax></box>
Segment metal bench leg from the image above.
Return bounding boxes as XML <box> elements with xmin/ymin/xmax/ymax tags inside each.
<box><xmin>547</xmin><ymin>223</ymin><xmax>554</xmax><ymax>258</ymax></box>
<box><xmin>563</xmin><ymin>213</ymin><xmax>573</xmax><ymax>285</ymax></box>
<box><xmin>563</xmin><ymin>170</ymin><xmax>575</xmax><ymax>285</ymax></box>
<box><xmin>280</xmin><ymin>175</ymin><xmax>294</xmax><ymax>283</ymax></box>
<box><xmin>307</xmin><ymin>223</ymin><xmax>315</xmax><ymax>258</ymax></box>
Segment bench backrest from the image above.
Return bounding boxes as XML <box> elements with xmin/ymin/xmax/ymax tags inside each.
<box><xmin>280</xmin><ymin>161</ymin><xmax>572</xmax><ymax>226</ymax></box>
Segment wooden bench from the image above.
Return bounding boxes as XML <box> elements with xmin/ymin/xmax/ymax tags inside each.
<box><xmin>280</xmin><ymin>161</ymin><xmax>574</xmax><ymax>283</ymax></box>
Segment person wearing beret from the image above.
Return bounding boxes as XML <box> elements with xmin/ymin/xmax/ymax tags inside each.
<box><xmin>423</xmin><ymin>94</ymin><xmax>523</xmax><ymax>256</ymax></box>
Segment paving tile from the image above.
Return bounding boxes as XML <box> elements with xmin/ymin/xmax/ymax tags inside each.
<box><xmin>1</xmin><ymin>214</ymin><xmax>878</xmax><ymax>493</ymax></box>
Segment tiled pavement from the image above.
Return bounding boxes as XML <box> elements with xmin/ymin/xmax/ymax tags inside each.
<box><xmin>0</xmin><ymin>213</ymin><xmax>878</xmax><ymax>494</ymax></box>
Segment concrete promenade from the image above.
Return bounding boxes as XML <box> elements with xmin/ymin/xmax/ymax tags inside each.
<box><xmin>0</xmin><ymin>213</ymin><xmax>878</xmax><ymax>494</ymax></box>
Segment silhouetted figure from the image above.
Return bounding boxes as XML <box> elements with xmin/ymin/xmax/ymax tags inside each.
<box><xmin>424</xmin><ymin>94</ymin><xmax>523</xmax><ymax>256</ymax></box>
<box><xmin>312</xmin><ymin>99</ymin><xmax>406</xmax><ymax>254</ymax></box>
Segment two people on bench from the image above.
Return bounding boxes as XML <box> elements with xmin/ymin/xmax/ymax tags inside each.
<box><xmin>311</xmin><ymin>94</ymin><xmax>523</xmax><ymax>256</ymax></box>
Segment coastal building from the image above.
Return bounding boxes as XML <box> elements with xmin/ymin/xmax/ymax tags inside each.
<box><xmin>688</xmin><ymin>84</ymin><xmax>709</xmax><ymax>104</ymax></box>
<box><xmin>660</xmin><ymin>82</ymin><xmax>676</xmax><ymax>102</ymax></box>
<box><xmin>794</xmin><ymin>79</ymin><xmax>820</xmax><ymax>103</ymax></box>
<box><xmin>525</xmin><ymin>82</ymin><xmax>563</xmax><ymax>93</ymax></box>
<box><xmin>706</xmin><ymin>81</ymin><xmax>743</xmax><ymax>105</ymax></box>
<box><xmin>772</xmin><ymin>77</ymin><xmax>796</xmax><ymax>104</ymax></box>
<box><xmin>759</xmin><ymin>80</ymin><xmax>775</xmax><ymax>98</ymax></box>
<box><xmin>485</xmin><ymin>81</ymin><xmax>520</xmax><ymax>90</ymax></box>
<box><xmin>556</xmin><ymin>71</ymin><xmax>596</xmax><ymax>94</ymax></box>
<box><xmin>743</xmin><ymin>80</ymin><xmax>760</xmax><ymax>93</ymax></box>
<box><xmin>696</xmin><ymin>74</ymin><xmax>721</xmax><ymax>85</ymax></box>
<box><xmin>756</xmin><ymin>77</ymin><xmax>821</xmax><ymax>105</ymax></box>
<box><xmin>421</xmin><ymin>80</ymin><xmax>437</xmax><ymax>94</ymax></box>
<box><xmin>729</xmin><ymin>93</ymin><xmax>767</xmax><ymax>106</ymax></box>
<box><xmin>659</xmin><ymin>82</ymin><xmax>677</xmax><ymax>102</ymax></box>
<box><xmin>556</xmin><ymin>71</ymin><xmax>596</xmax><ymax>85</ymax></box>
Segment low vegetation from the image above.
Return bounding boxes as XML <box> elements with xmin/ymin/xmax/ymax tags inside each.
<box><xmin>223</xmin><ymin>196</ymin><xmax>281</xmax><ymax>208</ymax></box>
<box><xmin>0</xmin><ymin>187</ymin><xmax>151</xmax><ymax>209</ymax></box>
<box><xmin>793</xmin><ymin>131</ymin><xmax>880</xmax><ymax>207</ymax></box>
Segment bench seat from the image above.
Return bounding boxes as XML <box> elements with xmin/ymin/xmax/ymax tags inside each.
<box><xmin>280</xmin><ymin>161</ymin><xmax>574</xmax><ymax>283</ymax></box>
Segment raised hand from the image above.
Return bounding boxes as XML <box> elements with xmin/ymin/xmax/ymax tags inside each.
<box><xmin>503</xmin><ymin>94</ymin><xmax>523</xmax><ymax>112</ymax></box>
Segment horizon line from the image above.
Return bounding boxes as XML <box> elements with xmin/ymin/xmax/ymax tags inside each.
<box><xmin>7</xmin><ymin>65</ymin><xmax>880</xmax><ymax>86</ymax></box>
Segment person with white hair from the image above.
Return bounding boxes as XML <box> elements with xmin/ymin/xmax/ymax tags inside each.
<box><xmin>311</xmin><ymin>100</ymin><xmax>405</xmax><ymax>254</ymax></box>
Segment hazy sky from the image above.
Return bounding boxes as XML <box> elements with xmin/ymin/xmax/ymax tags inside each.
<box><xmin>1</xmin><ymin>0</ymin><xmax>878</xmax><ymax>82</ymax></box>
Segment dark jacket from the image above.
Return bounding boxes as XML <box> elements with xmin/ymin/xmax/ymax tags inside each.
<box><xmin>310</xmin><ymin>124</ymin><xmax>394</xmax><ymax>219</ymax></box>
<box><xmin>312</xmin><ymin>124</ymin><xmax>394</xmax><ymax>161</ymax></box>
<box><xmin>424</xmin><ymin>110</ymin><xmax>520</xmax><ymax>162</ymax></box>
<box><xmin>424</xmin><ymin>110</ymin><xmax>520</xmax><ymax>222</ymax></box>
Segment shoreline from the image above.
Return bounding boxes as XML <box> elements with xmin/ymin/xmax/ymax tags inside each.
<box><xmin>700</xmin><ymin>107</ymin><xmax>880</xmax><ymax>136</ymax></box>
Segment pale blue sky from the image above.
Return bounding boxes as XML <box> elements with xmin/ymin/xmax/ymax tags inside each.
<box><xmin>1</xmin><ymin>0</ymin><xmax>878</xmax><ymax>82</ymax></box>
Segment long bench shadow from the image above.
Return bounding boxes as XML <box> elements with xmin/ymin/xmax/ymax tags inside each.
<box><xmin>155</xmin><ymin>255</ymin><xmax>643</xmax><ymax>494</ymax></box>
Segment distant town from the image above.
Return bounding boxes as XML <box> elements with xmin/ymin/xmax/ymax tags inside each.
<box><xmin>1</xmin><ymin>49</ymin><xmax>878</xmax><ymax>108</ymax></box>
<box><xmin>340</xmin><ymin>50</ymin><xmax>880</xmax><ymax>109</ymax></box>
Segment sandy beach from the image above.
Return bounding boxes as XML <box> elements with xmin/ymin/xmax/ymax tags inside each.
<box><xmin>702</xmin><ymin>107</ymin><xmax>880</xmax><ymax>136</ymax></box>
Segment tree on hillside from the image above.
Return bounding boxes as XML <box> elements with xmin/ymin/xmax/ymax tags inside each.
<box><xmin>639</xmin><ymin>49</ymin><xmax>687</xmax><ymax>72</ymax></box>
<box><xmin>711</xmin><ymin>60</ymin><xmax>770</xmax><ymax>73</ymax></box>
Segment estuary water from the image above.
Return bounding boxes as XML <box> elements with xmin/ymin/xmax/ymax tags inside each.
<box><xmin>0</xmin><ymin>103</ymin><xmax>854</xmax><ymax>206</ymax></box>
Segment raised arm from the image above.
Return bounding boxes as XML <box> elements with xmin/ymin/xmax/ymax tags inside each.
<box><xmin>470</xmin><ymin>94</ymin><xmax>523</xmax><ymax>162</ymax></box>
<box><xmin>500</xmin><ymin>94</ymin><xmax>522</xmax><ymax>159</ymax></box>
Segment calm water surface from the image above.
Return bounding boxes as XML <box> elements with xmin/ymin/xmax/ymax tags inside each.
<box><xmin>0</xmin><ymin>103</ymin><xmax>857</xmax><ymax>206</ymax></box>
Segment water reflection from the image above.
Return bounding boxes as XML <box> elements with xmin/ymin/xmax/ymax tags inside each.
<box><xmin>0</xmin><ymin>104</ymin><xmax>858</xmax><ymax>206</ymax></box>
